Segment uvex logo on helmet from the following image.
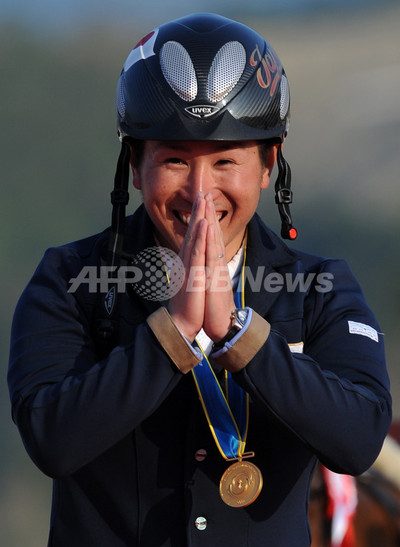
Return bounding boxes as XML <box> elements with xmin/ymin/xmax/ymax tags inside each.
<box><xmin>185</xmin><ymin>105</ymin><xmax>221</xmax><ymax>118</ymax></box>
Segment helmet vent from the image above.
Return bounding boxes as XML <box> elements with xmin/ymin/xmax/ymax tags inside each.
<box><xmin>117</xmin><ymin>73</ymin><xmax>126</xmax><ymax>118</ymax></box>
<box><xmin>160</xmin><ymin>41</ymin><xmax>198</xmax><ymax>101</ymax></box>
<box><xmin>207</xmin><ymin>41</ymin><xmax>246</xmax><ymax>103</ymax></box>
<box><xmin>280</xmin><ymin>74</ymin><xmax>289</xmax><ymax>120</ymax></box>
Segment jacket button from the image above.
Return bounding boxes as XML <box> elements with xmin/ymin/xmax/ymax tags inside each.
<box><xmin>194</xmin><ymin>516</ymin><xmax>207</xmax><ymax>530</ymax></box>
<box><xmin>195</xmin><ymin>449</ymin><xmax>207</xmax><ymax>461</ymax></box>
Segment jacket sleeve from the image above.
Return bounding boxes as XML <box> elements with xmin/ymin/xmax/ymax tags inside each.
<box><xmin>233</xmin><ymin>258</ymin><xmax>391</xmax><ymax>475</ymax></box>
<box><xmin>7</xmin><ymin>246</ymin><xmax>195</xmax><ymax>479</ymax></box>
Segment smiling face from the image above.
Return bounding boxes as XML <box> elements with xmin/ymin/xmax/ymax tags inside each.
<box><xmin>131</xmin><ymin>140</ymin><xmax>276</xmax><ymax>261</ymax></box>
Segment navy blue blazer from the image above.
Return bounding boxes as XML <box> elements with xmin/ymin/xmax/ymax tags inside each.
<box><xmin>8</xmin><ymin>206</ymin><xmax>391</xmax><ymax>546</ymax></box>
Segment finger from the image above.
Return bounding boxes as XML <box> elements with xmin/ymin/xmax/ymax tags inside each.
<box><xmin>168</xmin><ymin>216</ymin><xmax>207</xmax><ymax>340</ymax></box>
<box><xmin>205</xmin><ymin>221</ymin><xmax>217</xmax><ymax>274</ymax></box>
<box><xmin>206</xmin><ymin>221</ymin><xmax>231</xmax><ymax>291</ymax></box>
<box><xmin>190</xmin><ymin>217</ymin><xmax>208</xmax><ymax>289</ymax></box>
<box><xmin>180</xmin><ymin>192</ymin><xmax>205</xmax><ymax>264</ymax></box>
<box><xmin>205</xmin><ymin>193</ymin><xmax>225</xmax><ymax>264</ymax></box>
<box><xmin>207</xmin><ymin>192</ymin><xmax>225</xmax><ymax>251</ymax></box>
<box><xmin>183</xmin><ymin>214</ymin><xmax>208</xmax><ymax>292</ymax></box>
<box><xmin>204</xmin><ymin>220</ymin><xmax>235</xmax><ymax>340</ymax></box>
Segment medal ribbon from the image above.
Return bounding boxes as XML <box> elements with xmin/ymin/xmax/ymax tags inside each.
<box><xmin>191</xmin><ymin>237</ymin><xmax>249</xmax><ymax>461</ymax></box>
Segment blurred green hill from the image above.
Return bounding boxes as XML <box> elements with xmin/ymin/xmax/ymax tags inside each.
<box><xmin>1</xmin><ymin>5</ymin><xmax>399</xmax><ymax>545</ymax></box>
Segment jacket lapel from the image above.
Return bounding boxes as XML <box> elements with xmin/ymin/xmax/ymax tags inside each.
<box><xmin>123</xmin><ymin>206</ymin><xmax>163</xmax><ymax>317</ymax></box>
<box><xmin>244</xmin><ymin>214</ymin><xmax>299</xmax><ymax>318</ymax></box>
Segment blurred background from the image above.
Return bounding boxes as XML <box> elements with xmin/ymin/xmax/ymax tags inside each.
<box><xmin>1</xmin><ymin>0</ymin><xmax>399</xmax><ymax>544</ymax></box>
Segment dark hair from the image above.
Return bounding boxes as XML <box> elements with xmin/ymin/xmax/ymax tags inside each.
<box><xmin>125</xmin><ymin>138</ymin><xmax>145</xmax><ymax>169</ymax></box>
<box><xmin>258</xmin><ymin>139</ymin><xmax>280</xmax><ymax>168</ymax></box>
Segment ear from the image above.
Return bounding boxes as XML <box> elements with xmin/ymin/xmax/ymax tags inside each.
<box><xmin>260</xmin><ymin>144</ymin><xmax>279</xmax><ymax>189</ymax></box>
<box><xmin>129</xmin><ymin>148</ymin><xmax>142</xmax><ymax>190</ymax></box>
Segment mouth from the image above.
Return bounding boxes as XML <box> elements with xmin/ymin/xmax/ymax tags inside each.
<box><xmin>173</xmin><ymin>210</ymin><xmax>227</xmax><ymax>226</ymax></box>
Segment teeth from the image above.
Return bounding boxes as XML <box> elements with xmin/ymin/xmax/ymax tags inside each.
<box><xmin>180</xmin><ymin>214</ymin><xmax>191</xmax><ymax>225</ymax></box>
<box><xmin>178</xmin><ymin>212</ymin><xmax>223</xmax><ymax>225</ymax></box>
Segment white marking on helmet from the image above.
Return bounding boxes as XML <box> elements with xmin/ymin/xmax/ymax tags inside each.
<box><xmin>117</xmin><ymin>73</ymin><xmax>126</xmax><ymax>118</ymax></box>
<box><xmin>207</xmin><ymin>41</ymin><xmax>246</xmax><ymax>103</ymax></box>
<box><xmin>280</xmin><ymin>74</ymin><xmax>289</xmax><ymax>120</ymax></box>
<box><xmin>160</xmin><ymin>41</ymin><xmax>198</xmax><ymax>101</ymax></box>
<box><xmin>124</xmin><ymin>29</ymin><xmax>159</xmax><ymax>72</ymax></box>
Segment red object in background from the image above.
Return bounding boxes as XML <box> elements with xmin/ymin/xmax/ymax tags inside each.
<box><xmin>389</xmin><ymin>421</ymin><xmax>400</xmax><ymax>443</ymax></box>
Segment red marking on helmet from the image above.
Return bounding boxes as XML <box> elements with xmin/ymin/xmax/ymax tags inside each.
<box><xmin>250</xmin><ymin>43</ymin><xmax>282</xmax><ymax>97</ymax></box>
<box><xmin>289</xmin><ymin>228</ymin><xmax>297</xmax><ymax>240</ymax></box>
<box><xmin>134</xmin><ymin>31</ymin><xmax>155</xmax><ymax>50</ymax></box>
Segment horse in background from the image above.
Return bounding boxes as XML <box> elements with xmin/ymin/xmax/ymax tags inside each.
<box><xmin>309</xmin><ymin>433</ymin><xmax>400</xmax><ymax>547</ymax></box>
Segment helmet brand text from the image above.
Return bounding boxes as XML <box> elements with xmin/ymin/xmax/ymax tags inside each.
<box><xmin>250</xmin><ymin>43</ymin><xmax>282</xmax><ymax>96</ymax></box>
<box><xmin>185</xmin><ymin>105</ymin><xmax>220</xmax><ymax>118</ymax></box>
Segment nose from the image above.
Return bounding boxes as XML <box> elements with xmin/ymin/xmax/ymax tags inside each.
<box><xmin>185</xmin><ymin>162</ymin><xmax>215</xmax><ymax>201</ymax></box>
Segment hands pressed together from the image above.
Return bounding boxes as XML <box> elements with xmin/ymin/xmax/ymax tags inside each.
<box><xmin>168</xmin><ymin>192</ymin><xmax>237</xmax><ymax>343</ymax></box>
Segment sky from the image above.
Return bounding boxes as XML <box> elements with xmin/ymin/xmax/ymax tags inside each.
<box><xmin>0</xmin><ymin>0</ymin><xmax>387</xmax><ymax>31</ymax></box>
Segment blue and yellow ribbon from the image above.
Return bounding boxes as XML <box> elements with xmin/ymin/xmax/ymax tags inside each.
<box><xmin>191</xmin><ymin>237</ymin><xmax>251</xmax><ymax>461</ymax></box>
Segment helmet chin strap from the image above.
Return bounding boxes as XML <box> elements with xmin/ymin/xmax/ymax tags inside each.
<box><xmin>108</xmin><ymin>140</ymin><xmax>131</xmax><ymax>268</ymax></box>
<box><xmin>275</xmin><ymin>144</ymin><xmax>297</xmax><ymax>240</ymax></box>
<box><xmin>93</xmin><ymin>141</ymin><xmax>131</xmax><ymax>351</ymax></box>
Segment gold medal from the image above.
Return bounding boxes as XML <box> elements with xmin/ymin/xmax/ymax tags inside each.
<box><xmin>219</xmin><ymin>460</ymin><xmax>263</xmax><ymax>508</ymax></box>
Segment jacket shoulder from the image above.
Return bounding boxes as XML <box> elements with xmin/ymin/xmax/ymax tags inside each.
<box><xmin>59</xmin><ymin>226</ymin><xmax>111</xmax><ymax>261</ymax></box>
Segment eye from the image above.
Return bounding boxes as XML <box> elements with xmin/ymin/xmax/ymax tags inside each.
<box><xmin>165</xmin><ymin>157</ymin><xmax>186</xmax><ymax>165</ymax></box>
<box><xmin>216</xmin><ymin>158</ymin><xmax>234</xmax><ymax>166</ymax></box>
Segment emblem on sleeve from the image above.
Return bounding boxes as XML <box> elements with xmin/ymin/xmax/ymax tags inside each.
<box><xmin>348</xmin><ymin>321</ymin><xmax>379</xmax><ymax>342</ymax></box>
<box><xmin>288</xmin><ymin>342</ymin><xmax>304</xmax><ymax>353</ymax></box>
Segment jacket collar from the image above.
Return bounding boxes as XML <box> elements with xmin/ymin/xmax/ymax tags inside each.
<box><xmin>123</xmin><ymin>204</ymin><xmax>158</xmax><ymax>256</ymax></box>
<box><xmin>243</xmin><ymin>214</ymin><xmax>299</xmax><ymax>315</ymax></box>
<box><xmin>246</xmin><ymin>213</ymin><xmax>299</xmax><ymax>270</ymax></box>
